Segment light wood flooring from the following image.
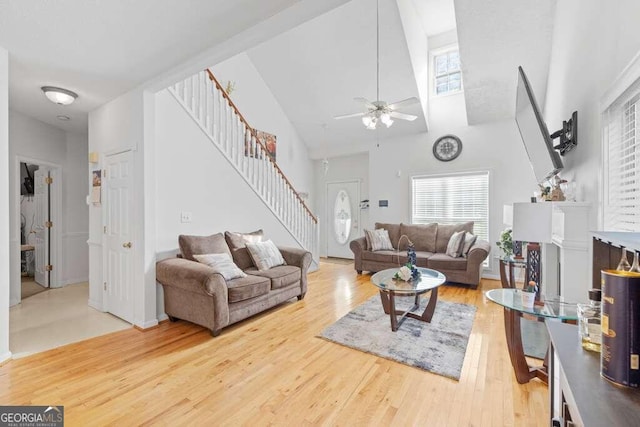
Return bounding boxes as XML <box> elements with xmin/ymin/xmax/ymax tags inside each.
<box><xmin>0</xmin><ymin>261</ymin><xmax>548</xmax><ymax>426</ymax></box>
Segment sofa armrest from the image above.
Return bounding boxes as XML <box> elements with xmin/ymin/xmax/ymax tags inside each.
<box><xmin>278</xmin><ymin>246</ymin><xmax>311</xmax><ymax>271</ymax></box>
<box><xmin>156</xmin><ymin>258</ymin><xmax>228</xmax><ymax>300</ymax></box>
<box><xmin>467</xmin><ymin>240</ymin><xmax>491</xmax><ymax>265</ymax></box>
<box><xmin>350</xmin><ymin>237</ymin><xmax>367</xmax><ymax>273</ymax></box>
<box><xmin>278</xmin><ymin>246</ymin><xmax>312</xmax><ymax>296</ymax></box>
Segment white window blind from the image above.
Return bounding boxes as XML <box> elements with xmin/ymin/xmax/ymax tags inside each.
<box><xmin>603</xmin><ymin>77</ymin><xmax>640</xmax><ymax>232</ymax></box>
<box><xmin>411</xmin><ymin>171</ymin><xmax>489</xmax><ymax>242</ymax></box>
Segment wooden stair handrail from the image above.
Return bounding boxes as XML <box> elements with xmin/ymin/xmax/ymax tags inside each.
<box><xmin>206</xmin><ymin>69</ymin><xmax>317</xmax><ymax>224</ymax></box>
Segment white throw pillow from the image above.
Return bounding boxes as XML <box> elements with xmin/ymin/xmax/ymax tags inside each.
<box><xmin>193</xmin><ymin>253</ymin><xmax>247</xmax><ymax>280</ymax></box>
<box><xmin>246</xmin><ymin>240</ymin><xmax>286</xmax><ymax>271</ymax></box>
<box><xmin>446</xmin><ymin>230</ymin><xmax>467</xmax><ymax>258</ymax></box>
<box><xmin>461</xmin><ymin>232</ymin><xmax>478</xmax><ymax>258</ymax></box>
<box><xmin>364</xmin><ymin>228</ymin><xmax>394</xmax><ymax>251</ymax></box>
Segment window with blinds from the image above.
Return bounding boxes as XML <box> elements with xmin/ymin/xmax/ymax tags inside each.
<box><xmin>603</xmin><ymin>78</ymin><xmax>640</xmax><ymax>232</ymax></box>
<box><xmin>411</xmin><ymin>171</ymin><xmax>490</xmax><ymax>244</ymax></box>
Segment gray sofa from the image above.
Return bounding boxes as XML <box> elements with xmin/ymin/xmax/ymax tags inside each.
<box><xmin>156</xmin><ymin>232</ymin><xmax>312</xmax><ymax>336</ymax></box>
<box><xmin>350</xmin><ymin>222</ymin><xmax>491</xmax><ymax>289</ymax></box>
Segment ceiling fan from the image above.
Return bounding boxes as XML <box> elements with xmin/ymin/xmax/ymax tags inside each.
<box><xmin>334</xmin><ymin>0</ymin><xmax>419</xmax><ymax>130</ymax></box>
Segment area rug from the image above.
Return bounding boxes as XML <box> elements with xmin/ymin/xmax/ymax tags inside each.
<box><xmin>522</xmin><ymin>318</ymin><xmax>549</xmax><ymax>360</ymax></box>
<box><xmin>318</xmin><ymin>295</ymin><xmax>476</xmax><ymax>380</ymax></box>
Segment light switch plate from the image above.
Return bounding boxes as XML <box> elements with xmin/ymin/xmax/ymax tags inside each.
<box><xmin>180</xmin><ymin>211</ymin><xmax>192</xmax><ymax>223</ymax></box>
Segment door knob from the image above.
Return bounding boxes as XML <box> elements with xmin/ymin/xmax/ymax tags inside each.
<box><xmin>122</xmin><ymin>242</ymin><xmax>132</xmax><ymax>248</ymax></box>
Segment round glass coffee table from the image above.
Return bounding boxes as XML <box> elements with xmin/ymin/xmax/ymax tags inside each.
<box><xmin>370</xmin><ymin>267</ymin><xmax>446</xmax><ymax>332</ymax></box>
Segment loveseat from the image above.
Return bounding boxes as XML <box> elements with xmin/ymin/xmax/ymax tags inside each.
<box><xmin>350</xmin><ymin>222</ymin><xmax>491</xmax><ymax>289</ymax></box>
<box><xmin>156</xmin><ymin>231</ymin><xmax>311</xmax><ymax>336</ymax></box>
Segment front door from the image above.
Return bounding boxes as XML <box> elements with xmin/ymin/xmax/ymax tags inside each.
<box><xmin>33</xmin><ymin>167</ymin><xmax>51</xmax><ymax>287</ymax></box>
<box><xmin>326</xmin><ymin>181</ymin><xmax>360</xmax><ymax>259</ymax></box>
<box><xmin>104</xmin><ymin>151</ymin><xmax>134</xmax><ymax>323</ymax></box>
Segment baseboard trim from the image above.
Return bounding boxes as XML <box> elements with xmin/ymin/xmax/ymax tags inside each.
<box><xmin>0</xmin><ymin>351</ymin><xmax>12</xmax><ymax>365</ymax></box>
<box><xmin>157</xmin><ymin>313</ymin><xmax>169</xmax><ymax>323</ymax></box>
<box><xmin>9</xmin><ymin>297</ymin><xmax>20</xmax><ymax>307</ymax></box>
<box><xmin>64</xmin><ymin>277</ymin><xmax>89</xmax><ymax>286</ymax></box>
<box><xmin>88</xmin><ymin>299</ymin><xmax>104</xmax><ymax>311</ymax></box>
<box><xmin>134</xmin><ymin>319</ymin><xmax>159</xmax><ymax>330</ymax></box>
<box><xmin>482</xmin><ymin>273</ymin><xmax>500</xmax><ymax>281</ymax></box>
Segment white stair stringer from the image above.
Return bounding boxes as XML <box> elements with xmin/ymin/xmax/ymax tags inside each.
<box><xmin>168</xmin><ymin>70</ymin><xmax>319</xmax><ymax>267</ymax></box>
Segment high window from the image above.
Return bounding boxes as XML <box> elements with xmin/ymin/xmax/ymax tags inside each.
<box><xmin>603</xmin><ymin>79</ymin><xmax>640</xmax><ymax>231</ymax></box>
<box><xmin>411</xmin><ymin>171</ymin><xmax>489</xmax><ymax>250</ymax></box>
<box><xmin>434</xmin><ymin>49</ymin><xmax>462</xmax><ymax>96</ymax></box>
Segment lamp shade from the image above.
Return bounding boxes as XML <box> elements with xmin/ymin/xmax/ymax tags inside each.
<box><xmin>512</xmin><ymin>202</ymin><xmax>553</xmax><ymax>243</ymax></box>
<box><xmin>41</xmin><ymin>86</ymin><xmax>78</xmax><ymax>105</ymax></box>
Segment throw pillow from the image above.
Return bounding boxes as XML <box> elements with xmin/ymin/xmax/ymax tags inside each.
<box><xmin>246</xmin><ymin>240</ymin><xmax>286</xmax><ymax>271</ymax></box>
<box><xmin>193</xmin><ymin>253</ymin><xmax>247</xmax><ymax>280</ymax></box>
<box><xmin>225</xmin><ymin>230</ymin><xmax>264</xmax><ymax>270</ymax></box>
<box><xmin>461</xmin><ymin>232</ymin><xmax>478</xmax><ymax>258</ymax></box>
<box><xmin>364</xmin><ymin>229</ymin><xmax>394</xmax><ymax>251</ymax></box>
<box><xmin>445</xmin><ymin>230</ymin><xmax>467</xmax><ymax>258</ymax></box>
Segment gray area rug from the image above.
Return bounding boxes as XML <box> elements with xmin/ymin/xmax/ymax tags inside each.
<box><xmin>319</xmin><ymin>295</ymin><xmax>476</xmax><ymax>381</ymax></box>
<box><xmin>522</xmin><ymin>318</ymin><xmax>549</xmax><ymax>359</ymax></box>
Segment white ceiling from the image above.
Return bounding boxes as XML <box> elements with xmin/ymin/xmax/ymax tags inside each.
<box><xmin>0</xmin><ymin>0</ymin><xmax>323</xmax><ymax>133</ymax></box>
<box><xmin>248</xmin><ymin>0</ymin><xmax>431</xmax><ymax>154</ymax></box>
<box><xmin>454</xmin><ymin>0</ymin><xmax>556</xmax><ymax>125</ymax></box>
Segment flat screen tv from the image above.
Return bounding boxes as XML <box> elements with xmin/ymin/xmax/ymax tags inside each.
<box><xmin>515</xmin><ymin>66</ymin><xmax>563</xmax><ymax>184</ymax></box>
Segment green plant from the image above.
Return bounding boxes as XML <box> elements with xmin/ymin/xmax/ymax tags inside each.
<box><xmin>496</xmin><ymin>228</ymin><xmax>513</xmax><ymax>259</ymax></box>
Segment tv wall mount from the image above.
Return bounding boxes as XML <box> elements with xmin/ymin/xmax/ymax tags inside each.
<box><xmin>550</xmin><ymin>111</ymin><xmax>578</xmax><ymax>156</ymax></box>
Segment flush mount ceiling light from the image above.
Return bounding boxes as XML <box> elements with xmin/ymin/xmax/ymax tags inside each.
<box><xmin>56</xmin><ymin>115</ymin><xmax>71</xmax><ymax>121</ymax></box>
<box><xmin>41</xmin><ymin>86</ymin><xmax>78</xmax><ymax>105</ymax></box>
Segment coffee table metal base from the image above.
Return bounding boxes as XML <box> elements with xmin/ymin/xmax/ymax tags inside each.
<box><xmin>379</xmin><ymin>288</ymin><xmax>438</xmax><ymax>332</ymax></box>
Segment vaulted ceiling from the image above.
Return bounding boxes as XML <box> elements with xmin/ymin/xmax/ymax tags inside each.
<box><xmin>0</xmin><ymin>0</ymin><xmax>350</xmax><ymax>133</ymax></box>
<box><xmin>454</xmin><ymin>0</ymin><xmax>556</xmax><ymax>125</ymax></box>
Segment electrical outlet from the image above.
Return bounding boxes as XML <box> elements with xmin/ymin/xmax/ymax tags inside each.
<box><xmin>180</xmin><ymin>211</ymin><xmax>192</xmax><ymax>223</ymax></box>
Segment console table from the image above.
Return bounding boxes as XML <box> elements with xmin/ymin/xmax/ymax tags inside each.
<box><xmin>547</xmin><ymin>321</ymin><xmax>640</xmax><ymax>426</ymax></box>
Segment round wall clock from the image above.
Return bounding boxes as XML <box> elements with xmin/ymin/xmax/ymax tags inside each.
<box><xmin>433</xmin><ymin>135</ymin><xmax>462</xmax><ymax>162</ymax></box>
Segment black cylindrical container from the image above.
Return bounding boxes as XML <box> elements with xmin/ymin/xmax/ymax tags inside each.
<box><xmin>601</xmin><ymin>269</ymin><xmax>640</xmax><ymax>388</ymax></box>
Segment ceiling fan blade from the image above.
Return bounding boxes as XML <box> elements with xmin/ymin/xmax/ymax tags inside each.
<box><xmin>387</xmin><ymin>97</ymin><xmax>420</xmax><ymax>110</ymax></box>
<box><xmin>334</xmin><ymin>112</ymin><xmax>366</xmax><ymax>120</ymax></box>
<box><xmin>389</xmin><ymin>111</ymin><xmax>418</xmax><ymax>121</ymax></box>
<box><xmin>353</xmin><ymin>97</ymin><xmax>376</xmax><ymax>109</ymax></box>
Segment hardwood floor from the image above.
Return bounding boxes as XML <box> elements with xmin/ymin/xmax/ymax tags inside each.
<box><xmin>0</xmin><ymin>261</ymin><xmax>548</xmax><ymax>426</ymax></box>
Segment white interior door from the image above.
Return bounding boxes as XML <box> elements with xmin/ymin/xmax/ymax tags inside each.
<box><xmin>104</xmin><ymin>151</ymin><xmax>134</xmax><ymax>323</ymax></box>
<box><xmin>33</xmin><ymin>167</ymin><xmax>50</xmax><ymax>287</ymax></box>
<box><xmin>327</xmin><ymin>181</ymin><xmax>360</xmax><ymax>259</ymax></box>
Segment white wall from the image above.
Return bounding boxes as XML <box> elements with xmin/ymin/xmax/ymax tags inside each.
<box><xmin>8</xmin><ymin>110</ymin><xmax>89</xmax><ymax>305</ymax></box>
<box><xmin>63</xmin><ymin>132</ymin><xmax>89</xmax><ymax>285</ymax></box>
<box><xmin>88</xmin><ymin>88</ymin><xmax>157</xmax><ymax>328</ymax></box>
<box><xmin>314</xmin><ymin>152</ymin><xmax>369</xmax><ymax>257</ymax></box>
<box><xmin>0</xmin><ymin>46</ymin><xmax>11</xmax><ymax>362</ymax></box>
<box><xmin>367</xmin><ymin>118</ymin><xmax>535</xmax><ymax>277</ymax></box>
<box><xmin>154</xmin><ymin>89</ymin><xmax>308</xmax><ymax>316</ymax></box>
<box><xmin>211</xmin><ymin>52</ymin><xmax>314</xmax><ymax>206</ymax></box>
<box><xmin>544</xmin><ymin>0</ymin><xmax>640</xmax><ymax>227</ymax></box>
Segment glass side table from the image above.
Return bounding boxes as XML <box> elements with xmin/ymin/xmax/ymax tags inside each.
<box><xmin>485</xmin><ymin>288</ymin><xmax>578</xmax><ymax>384</ymax></box>
<box><xmin>497</xmin><ymin>256</ymin><xmax>527</xmax><ymax>289</ymax></box>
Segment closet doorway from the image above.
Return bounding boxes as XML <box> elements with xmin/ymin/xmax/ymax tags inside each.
<box><xmin>15</xmin><ymin>158</ymin><xmax>61</xmax><ymax>303</ymax></box>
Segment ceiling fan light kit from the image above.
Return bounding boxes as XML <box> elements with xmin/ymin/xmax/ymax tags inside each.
<box><xmin>334</xmin><ymin>0</ymin><xmax>418</xmax><ymax>130</ymax></box>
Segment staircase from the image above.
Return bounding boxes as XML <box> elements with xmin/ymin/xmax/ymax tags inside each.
<box><xmin>168</xmin><ymin>69</ymin><xmax>319</xmax><ymax>264</ymax></box>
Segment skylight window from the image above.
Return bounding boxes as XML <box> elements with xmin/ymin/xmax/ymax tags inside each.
<box><xmin>434</xmin><ymin>50</ymin><xmax>462</xmax><ymax>96</ymax></box>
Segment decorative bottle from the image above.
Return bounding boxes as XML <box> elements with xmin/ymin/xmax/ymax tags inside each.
<box><xmin>577</xmin><ymin>289</ymin><xmax>602</xmax><ymax>353</ymax></box>
<box><xmin>617</xmin><ymin>247</ymin><xmax>631</xmax><ymax>271</ymax></box>
<box><xmin>630</xmin><ymin>251</ymin><xmax>640</xmax><ymax>273</ymax></box>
